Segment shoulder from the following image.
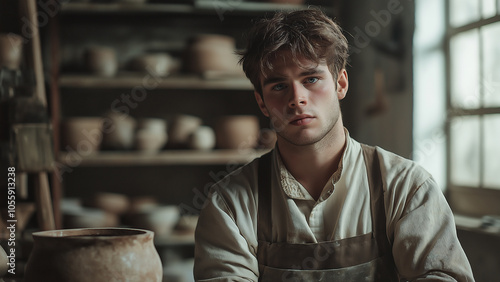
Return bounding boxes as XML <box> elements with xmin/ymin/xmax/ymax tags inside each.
<box><xmin>373</xmin><ymin>146</ymin><xmax>433</xmax><ymax>194</ymax></box>
<box><xmin>203</xmin><ymin>152</ymin><xmax>266</xmax><ymax>219</ymax></box>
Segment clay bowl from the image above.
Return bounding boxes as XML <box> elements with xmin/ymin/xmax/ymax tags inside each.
<box><xmin>83</xmin><ymin>46</ymin><xmax>118</xmax><ymax>77</ymax></box>
<box><xmin>86</xmin><ymin>192</ymin><xmax>130</xmax><ymax>215</ymax></box>
<box><xmin>188</xmin><ymin>125</ymin><xmax>216</xmax><ymax>150</ymax></box>
<box><xmin>24</xmin><ymin>228</ymin><xmax>163</xmax><ymax>282</ymax></box>
<box><xmin>215</xmin><ymin>115</ymin><xmax>260</xmax><ymax>150</ymax></box>
<box><xmin>60</xmin><ymin>117</ymin><xmax>103</xmax><ymax>154</ymax></box>
<box><xmin>128</xmin><ymin>196</ymin><xmax>159</xmax><ymax>212</ymax></box>
<box><xmin>184</xmin><ymin>34</ymin><xmax>241</xmax><ymax>74</ymax></box>
<box><xmin>63</xmin><ymin>208</ymin><xmax>119</xmax><ymax>229</ymax></box>
<box><xmin>167</xmin><ymin>114</ymin><xmax>202</xmax><ymax>148</ymax></box>
<box><xmin>0</xmin><ymin>33</ymin><xmax>23</xmax><ymax>70</ymax></box>
<box><xmin>101</xmin><ymin>111</ymin><xmax>137</xmax><ymax>150</ymax></box>
<box><xmin>122</xmin><ymin>205</ymin><xmax>180</xmax><ymax>237</ymax></box>
<box><xmin>135</xmin><ymin>118</ymin><xmax>168</xmax><ymax>153</ymax></box>
<box><xmin>128</xmin><ymin>53</ymin><xmax>173</xmax><ymax>77</ymax></box>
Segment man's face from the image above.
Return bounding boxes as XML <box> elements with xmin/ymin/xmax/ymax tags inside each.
<box><xmin>255</xmin><ymin>53</ymin><xmax>348</xmax><ymax>147</ymax></box>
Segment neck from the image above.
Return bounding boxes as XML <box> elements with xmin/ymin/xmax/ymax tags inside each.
<box><xmin>277</xmin><ymin>123</ymin><xmax>346</xmax><ymax>200</ymax></box>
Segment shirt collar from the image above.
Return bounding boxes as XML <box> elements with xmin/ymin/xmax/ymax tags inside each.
<box><xmin>275</xmin><ymin>128</ymin><xmax>351</xmax><ymax>200</ymax></box>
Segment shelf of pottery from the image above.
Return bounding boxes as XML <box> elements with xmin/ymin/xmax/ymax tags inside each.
<box><xmin>50</xmin><ymin>0</ymin><xmax>336</xmax><ymax>237</ymax></box>
<box><xmin>54</xmin><ymin>1</ymin><xmax>294</xmax><ymax>166</ymax></box>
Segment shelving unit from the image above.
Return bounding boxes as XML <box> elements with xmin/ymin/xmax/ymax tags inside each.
<box><xmin>47</xmin><ymin>1</ymin><xmax>337</xmax><ymax>260</ymax></box>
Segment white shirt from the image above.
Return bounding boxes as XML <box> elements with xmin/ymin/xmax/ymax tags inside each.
<box><xmin>194</xmin><ymin>132</ymin><xmax>474</xmax><ymax>281</ymax></box>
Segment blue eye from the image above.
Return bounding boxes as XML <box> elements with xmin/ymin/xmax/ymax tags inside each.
<box><xmin>272</xmin><ymin>83</ymin><xmax>286</xmax><ymax>91</ymax></box>
<box><xmin>305</xmin><ymin>77</ymin><xmax>319</xmax><ymax>84</ymax></box>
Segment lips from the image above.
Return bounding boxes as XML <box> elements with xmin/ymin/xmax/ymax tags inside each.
<box><xmin>289</xmin><ymin>114</ymin><xmax>314</xmax><ymax>126</ymax></box>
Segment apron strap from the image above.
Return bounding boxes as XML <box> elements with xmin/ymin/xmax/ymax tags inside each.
<box><xmin>361</xmin><ymin>144</ymin><xmax>394</xmax><ymax>260</ymax></box>
<box><xmin>257</xmin><ymin>151</ymin><xmax>273</xmax><ymax>241</ymax></box>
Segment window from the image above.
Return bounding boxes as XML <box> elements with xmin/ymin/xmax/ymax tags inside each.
<box><xmin>445</xmin><ymin>0</ymin><xmax>500</xmax><ymax>216</ymax></box>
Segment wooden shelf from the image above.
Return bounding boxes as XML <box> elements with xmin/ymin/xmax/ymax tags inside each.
<box><xmin>60</xmin><ymin>2</ymin><xmax>317</xmax><ymax>16</ymax></box>
<box><xmin>59</xmin><ymin>74</ymin><xmax>253</xmax><ymax>91</ymax></box>
<box><xmin>57</xmin><ymin>149</ymin><xmax>270</xmax><ymax>166</ymax></box>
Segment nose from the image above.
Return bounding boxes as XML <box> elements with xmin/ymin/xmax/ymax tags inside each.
<box><xmin>288</xmin><ymin>82</ymin><xmax>307</xmax><ymax>108</ymax></box>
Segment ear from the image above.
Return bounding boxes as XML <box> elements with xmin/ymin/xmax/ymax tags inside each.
<box><xmin>254</xmin><ymin>91</ymin><xmax>270</xmax><ymax>117</ymax></box>
<box><xmin>336</xmin><ymin>69</ymin><xmax>348</xmax><ymax>100</ymax></box>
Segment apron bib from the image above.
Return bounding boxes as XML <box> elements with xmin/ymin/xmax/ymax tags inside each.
<box><xmin>256</xmin><ymin>145</ymin><xmax>399</xmax><ymax>281</ymax></box>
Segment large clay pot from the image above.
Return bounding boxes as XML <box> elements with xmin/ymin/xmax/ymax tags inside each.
<box><xmin>24</xmin><ymin>228</ymin><xmax>163</xmax><ymax>282</ymax></box>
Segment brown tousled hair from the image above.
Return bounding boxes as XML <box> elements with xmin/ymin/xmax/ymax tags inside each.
<box><xmin>238</xmin><ymin>8</ymin><xmax>349</xmax><ymax>94</ymax></box>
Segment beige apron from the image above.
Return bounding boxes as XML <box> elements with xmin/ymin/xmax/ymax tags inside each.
<box><xmin>256</xmin><ymin>145</ymin><xmax>399</xmax><ymax>281</ymax></box>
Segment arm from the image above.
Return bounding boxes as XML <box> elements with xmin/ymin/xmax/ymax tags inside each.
<box><xmin>194</xmin><ymin>190</ymin><xmax>259</xmax><ymax>282</ymax></box>
<box><xmin>390</xmin><ymin>178</ymin><xmax>474</xmax><ymax>281</ymax></box>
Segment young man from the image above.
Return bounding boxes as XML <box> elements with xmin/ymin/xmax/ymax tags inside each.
<box><xmin>194</xmin><ymin>8</ymin><xmax>474</xmax><ymax>281</ymax></box>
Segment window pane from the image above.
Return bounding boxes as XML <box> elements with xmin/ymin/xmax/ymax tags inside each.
<box><xmin>451</xmin><ymin>0</ymin><xmax>480</xmax><ymax>27</ymax></box>
<box><xmin>450</xmin><ymin>116</ymin><xmax>481</xmax><ymax>187</ymax></box>
<box><xmin>483</xmin><ymin>114</ymin><xmax>500</xmax><ymax>189</ymax></box>
<box><xmin>482</xmin><ymin>22</ymin><xmax>500</xmax><ymax>107</ymax></box>
<box><xmin>483</xmin><ymin>0</ymin><xmax>497</xmax><ymax>18</ymax></box>
<box><xmin>450</xmin><ymin>29</ymin><xmax>480</xmax><ymax>109</ymax></box>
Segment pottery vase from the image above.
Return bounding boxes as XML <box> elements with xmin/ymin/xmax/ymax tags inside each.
<box><xmin>24</xmin><ymin>228</ymin><xmax>163</xmax><ymax>282</ymax></box>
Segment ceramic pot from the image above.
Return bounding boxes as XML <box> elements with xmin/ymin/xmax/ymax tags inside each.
<box><xmin>167</xmin><ymin>114</ymin><xmax>202</xmax><ymax>148</ymax></box>
<box><xmin>122</xmin><ymin>206</ymin><xmax>180</xmax><ymax>237</ymax></box>
<box><xmin>0</xmin><ymin>245</ymin><xmax>8</xmax><ymax>278</ymax></box>
<box><xmin>101</xmin><ymin>111</ymin><xmax>136</xmax><ymax>150</ymax></box>
<box><xmin>63</xmin><ymin>208</ymin><xmax>119</xmax><ymax>229</ymax></box>
<box><xmin>61</xmin><ymin>117</ymin><xmax>103</xmax><ymax>154</ymax></box>
<box><xmin>0</xmin><ymin>33</ymin><xmax>23</xmax><ymax>70</ymax></box>
<box><xmin>188</xmin><ymin>125</ymin><xmax>216</xmax><ymax>150</ymax></box>
<box><xmin>86</xmin><ymin>192</ymin><xmax>130</xmax><ymax>215</ymax></box>
<box><xmin>129</xmin><ymin>53</ymin><xmax>173</xmax><ymax>77</ymax></box>
<box><xmin>135</xmin><ymin>118</ymin><xmax>167</xmax><ymax>153</ymax></box>
<box><xmin>184</xmin><ymin>34</ymin><xmax>242</xmax><ymax>75</ymax></box>
<box><xmin>24</xmin><ymin>228</ymin><xmax>163</xmax><ymax>282</ymax></box>
<box><xmin>83</xmin><ymin>46</ymin><xmax>118</xmax><ymax>77</ymax></box>
<box><xmin>215</xmin><ymin>115</ymin><xmax>260</xmax><ymax>149</ymax></box>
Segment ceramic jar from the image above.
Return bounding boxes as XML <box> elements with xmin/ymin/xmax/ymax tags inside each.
<box><xmin>61</xmin><ymin>117</ymin><xmax>103</xmax><ymax>154</ymax></box>
<box><xmin>135</xmin><ymin>118</ymin><xmax>168</xmax><ymax>153</ymax></box>
<box><xmin>167</xmin><ymin>114</ymin><xmax>202</xmax><ymax>148</ymax></box>
<box><xmin>129</xmin><ymin>53</ymin><xmax>173</xmax><ymax>77</ymax></box>
<box><xmin>24</xmin><ymin>228</ymin><xmax>163</xmax><ymax>282</ymax></box>
<box><xmin>101</xmin><ymin>112</ymin><xmax>137</xmax><ymax>150</ymax></box>
<box><xmin>83</xmin><ymin>46</ymin><xmax>118</xmax><ymax>77</ymax></box>
<box><xmin>215</xmin><ymin>115</ymin><xmax>260</xmax><ymax>149</ymax></box>
<box><xmin>0</xmin><ymin>33</ymin><xmax>23</xmax><ymax>70</ymax></box>
<box><xmin>184</xmin><ymin>34</ymin><xmax>242</xmax><ymax>75</ymax></box>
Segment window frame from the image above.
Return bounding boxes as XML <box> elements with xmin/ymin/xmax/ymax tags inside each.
<box><xmin>444</xmin><ymin>0</ymin><xmax>500</xmax><ymax>217</ymax></box>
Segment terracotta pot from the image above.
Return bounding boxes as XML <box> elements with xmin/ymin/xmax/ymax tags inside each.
<box><xmin>167</xmin><ymin>114</ymin><xmax>202</xmax><ymax>148</ymax></box>
<box><xmin>101</xmin><ymin>111</ymin><xmax>136</xmax><ymax>150</ymax></box>
<box><xmin>83</xmin><ymin>46</ymin><xmax>118</xmax><ymax>77</ymax></box>
<box><xmin>122</xmin><ymin>206</ymin><xmax>180</xmax><ymax>237</ymax></box>
<box><xmin>24</xmin><ymin>228</ymin><xmax>163</xmax><ymax>282</ymax></box>
<box><xmin>61</xmin><ymin>117</ymin><xmax>103</xmax><ymax>154</ymax></box>
<box><xmin>87</xmin><ymin>192</ymin><xmax>130</xmax><ymax>215</ymax></box>
<box><xmin>129</xmin><ymin>53</ymin><xmax>173</xmax><ymax>77</ymax></box>
<box><xmin>0</xmin><ymin>33</ymin><xmax>23</xmax><ymax>70</ymax></box>
<box><xmin>63</xmin><ymin>208</ymin><xmax>119</xmax><ymax>229</ymax></box>
<box><xmin>135</xmin><ymin>118</ymin><xmax>168</xmax><ymax>153</ymax></box>
<box><xmin>184</xmin><ymin>34</ymin><xmax>242</xmax><ymax>75</ymax></box>
<box><xmin>215</xmin><ymin>115</ymin><xmax>260</xmax><ymax>149</ymax></box>
<box><xmin>188</xmin><ymin>125</ymin><xmax>216</xmax><ymax>150</ymax></box>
